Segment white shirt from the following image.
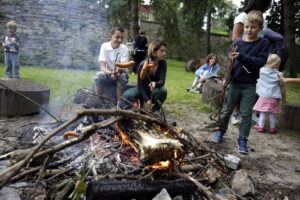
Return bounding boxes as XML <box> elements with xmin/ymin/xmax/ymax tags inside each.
<box><xmin>98</xmin><ymin>41</ymin><xmax>129</xmax><ymax>71</ymax></box>
<box><xmin>234</xmin><ymin>12</ymin><xmax>267</xmax><ymax>38</ymax></box>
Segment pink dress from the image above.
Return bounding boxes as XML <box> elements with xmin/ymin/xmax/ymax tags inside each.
<box><xmin>253</xmin><ymin>96</ymin><xmax>281</xmax><ymax>113</ymax></box>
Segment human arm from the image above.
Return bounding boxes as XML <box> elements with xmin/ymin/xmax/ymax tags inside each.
<box><xmin>232</xmin><ymin>23</ymin><xmax>243</xmax><ymax>41</ymax></box>
<box><xmin>236</xmin><ymin>39</ymin><xmax>270</xmax><ymax>69</ymax></box>
<box><xmin>264</xmin><ymin>28</ymin><xmax>285</xmax><ymax>58</ymax></box>
<box><xmin>155</xmin><ymin>60</ymin><xmax>167</xmax><ymax>88</ymax></box>
<box><xmin>280</xmin><ymin>84</ymin><xmax>286</xmax><ymax>103</ymax></box>
<box><xmin>277</xmin><ymin>76</ymin><xmax>300</xmax><ymax>85</ymax></box>
<box><xmin>138</xmin><ymin>61</ymin><xmax>151</xmax><ymax>101</ymax></box>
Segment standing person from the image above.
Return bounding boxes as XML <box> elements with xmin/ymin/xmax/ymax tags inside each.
<box><xmin>132</xmin><ymin>30</ymin><xmax>148</xmax><ymax>74</ymax></box>
<box><xmin>123</xmin><ymin>40</ymin><xmax>167</xmax><ymax>114</ymax></box>
<box><xmin>188</xmin><ymin>53</ymin><xmax>220</xmax><ymax>93</ymax></box>
<box><xmin>2</xmin><ymin>21</ymin><xmax>20</xmax><ymax>79</ymax></box>
<box><xmin>94</xmin><ymin>26</ymin><xmax>129</xmax><ymax>100</ymax></box>
<box><xmin>231</xmin><ymin>0</ymin><xmax>272</xmax><ymax>125</ymax></box>
<box><xmin>253</xmin><ymin>54</ymin><xmax>286</xmax><ymax>134</ymax></box>
<box><xmin>212</xmin><ymin>11</ymin><xmax>269</xmax><ymax>154</ymax></box>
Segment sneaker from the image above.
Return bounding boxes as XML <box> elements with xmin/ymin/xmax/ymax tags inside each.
<box><xmin>268</xmin><ymin>128</ymin><xmax>276</xmax><ymax>134</ymax></box>
<box><xmin>212</xmin><ymin>131</ymin><xmax>225</xmax><ymax>143</ymax></box>
<box><xmin>237</xmin><ymin>139</ymin><xmax>248</xmax><ymax>154</ymax></box>
<box><xmin>252</xmin><ymin>113</ymin><xmax>259</xmax><ymax>124</ymax></box>
<box><xmin>253</xmin><ymin>125</ymin><xmax>265</xmax><ymax>133</ymax></box>
<box><xmin>231</xmin><ymin>112</ymin><xmax>240</xmax><ymax>125</ymax></box>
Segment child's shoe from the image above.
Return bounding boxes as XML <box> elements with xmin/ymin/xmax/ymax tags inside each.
<box><xmin>253</xmin><ymin>125</ymin><xmax>265</xmax><ymax>133</ymax></box>
<box><xmin>237</xmin><ymin>139</ymin><xmax>248</xmax><ymax>154</ymax></box>
<box><xmin>212</xmin><ymin>130</ymin><xmax>225</xmax><ymax>143</ymax></box>
<box><xmin>268</xmin><ymin>128</ymin><xmax>276</xmax><ymax>134</ymax></box>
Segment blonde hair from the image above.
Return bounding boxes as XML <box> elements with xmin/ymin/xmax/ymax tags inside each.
<box><xmin>7</xmin><ymin>20</ymin><xmax>17</xmax><ymax>30</ymax></box>
<box><xmin>148</xmin><ymin>40</ymin><xmax>166</xmax><ymax>60</ymax></box>
<box><xmin>265</xmin><ymin>54</ymin><xmax>281</xmax><ymax>69</ymax></box>
<box><xmin>245</xmin><ymin>10</ymin><xmax>264</xmax><ymax>27</ymax></box>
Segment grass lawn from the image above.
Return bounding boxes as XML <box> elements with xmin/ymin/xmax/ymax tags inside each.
<box><xmin>0</xmin><ymin>60</ymin><xmax>300</xmax><ymax>114</ymax></box>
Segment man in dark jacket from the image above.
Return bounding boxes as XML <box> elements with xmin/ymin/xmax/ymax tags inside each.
<box><xmin>132</xmin><ymin>30</ymin><xmax>148</xmax><ymax>73</ymax></box>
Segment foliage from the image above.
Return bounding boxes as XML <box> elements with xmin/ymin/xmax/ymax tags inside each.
<box><xmin>98</xmin><ymin>0</ymin><xmax>132</xmax><ymax>29</ymax></box>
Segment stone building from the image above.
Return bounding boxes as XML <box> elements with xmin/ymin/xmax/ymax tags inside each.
<box><xmin>0</xmin><ymin>0</ymin><xmax>108</xmax><ymax>68</ymax></box>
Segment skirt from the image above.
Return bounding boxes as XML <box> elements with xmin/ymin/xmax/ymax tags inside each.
<box><xmin>253</xmin><ymin>97</ymin><xmax>281</xmax><ymax>113</ymax></box>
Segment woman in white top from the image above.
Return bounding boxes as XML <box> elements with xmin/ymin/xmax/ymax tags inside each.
<box><xmin>232</xmin><ymin>0</ymin><xmax>272</xmax><ymax>41</ymax></box>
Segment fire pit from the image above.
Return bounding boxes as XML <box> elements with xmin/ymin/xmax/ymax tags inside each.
<box><xmin>0</xmin><ymin>95</ymin><xmax>227</xmax><ymax>200</ymax></box>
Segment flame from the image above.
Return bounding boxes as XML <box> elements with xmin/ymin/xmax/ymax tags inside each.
<box><xmin>113</xmin><ymin>135</ymin><xmax>119</xmax><ymax>141</ymax></box>
<box><xmin>145</xmin><ymin>160</ymin><xmax>171</xmax><ymax>170</ymax></box>
<box><xmin>115</xmin><ymin>123</ymin><xmax>138</xmax><ymax>152</ymax></box>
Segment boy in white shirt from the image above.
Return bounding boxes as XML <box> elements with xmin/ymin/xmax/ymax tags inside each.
<box><xmin>94</xmin><ymin>26</ymin><xmax>129</xmax><ymax>100</ymax></box>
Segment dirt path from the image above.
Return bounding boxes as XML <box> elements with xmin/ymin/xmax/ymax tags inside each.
<box><xmin>165</xmin><ymin>104</ymin><xmax>300</xmax><ymax>199</ymax></box>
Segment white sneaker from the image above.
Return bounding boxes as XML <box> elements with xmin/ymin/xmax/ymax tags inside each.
<box><xmin>231</xmin><ymin>113</ymin><xmax>240</xmax><ymax>125</ymax></box>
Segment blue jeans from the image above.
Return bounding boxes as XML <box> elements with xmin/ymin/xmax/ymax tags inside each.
<box><xmin>4</xmin><ymin>52</ymin><xmax>20</xmax><ymax>78</ymax></box>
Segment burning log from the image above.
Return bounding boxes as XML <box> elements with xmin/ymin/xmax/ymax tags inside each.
<box><xmin>133</xmin><ymin>130</ymin><xmax>183</xmax><ymax>166</ymax></box>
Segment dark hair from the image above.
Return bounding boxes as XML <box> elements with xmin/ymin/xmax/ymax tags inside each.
<box><xmin>110</xmin><ymin>26</ymin><xmax>124</xmax><ymax>34</ymax></box>
<box><xmin>139</xmin><ymin>29</ymin><xmax>146</xmax><ymax>35</ymax></box>
<box><xmin>205</xmin><ymin>53</ymin><xmax>218</xmax><ymax>64</ymax></box>
<box><xmin>148</xmin><ymin>40</ymin><xmax>166</xmax><ymax>60</ymax></box>
<box><xmin>243</xmin><ymin>0</ymin><xmax>272</xmax><ymax>13</ymax></box>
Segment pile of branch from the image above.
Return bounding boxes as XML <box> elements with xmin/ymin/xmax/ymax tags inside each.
<box><xmin>0</xmin><ymin>108</ymin><xmax>227</xmax><ymax>200</ymax></box>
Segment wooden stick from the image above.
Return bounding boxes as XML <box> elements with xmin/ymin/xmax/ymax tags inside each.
<box><xmin>174</xmin><ymin>172</ymin><xmax>220</xmax><ymax>200</ymax></box>
<box><xmin>0</xmin><ymin>115</ymin><xmax>81</xmax><ymax>189</ymax></box>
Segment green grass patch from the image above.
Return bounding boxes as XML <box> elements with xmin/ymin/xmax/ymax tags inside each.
<box><xmin>0</xmin><ymin>60</ymin><xmax>299</xmax><ymax>112</ymax></box>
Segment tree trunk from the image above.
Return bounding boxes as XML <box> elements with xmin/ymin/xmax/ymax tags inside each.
<box><xmin>280</xmin><ymin>103</ymin><xmax>300</xmax><ymax>131</ymax></box>
<box><xmin>283</xmin><ymin>0</ymin><xmax>297</xmax><ymax>77</ymax></box>
<box><xmin>131</xmin><ymin>0</ymin><xmax>139</xmax><ymax>39</ymax></box>
<box><xmin>205</xmin><ymin>10</ymin><xmax>212</xmax><ymax>55</ymax></box>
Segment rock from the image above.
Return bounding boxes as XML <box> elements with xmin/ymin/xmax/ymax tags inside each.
<box><xmin>230</xmin><ymin>169</ymin><xmax>255</xmax><ymax>196</ymax></box>
<box><xmin>224</xmin><ymin>154</ymin><xmax>241</xmax><ymax>170</ymax></box>
<box><xmin>152</xmin><ymin>188</ymin><xmax>172</xmax><ymax>200</ymax></box>
<box><xmin>172</xmin><ymin>195</ymin><xmax>183</xmax><ymax>200</ymax></box>
<box><xmin>0</xmin><ymin>187</ymin><xmax>21</xmax><ymax>200</ymax></box>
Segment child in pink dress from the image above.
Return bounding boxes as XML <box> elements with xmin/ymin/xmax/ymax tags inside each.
<box><xmin>253</xmin><ymin>54</ymin><xmax>286</xmax><ymax>134</ymax></box>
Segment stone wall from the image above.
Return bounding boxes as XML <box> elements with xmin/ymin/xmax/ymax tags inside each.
<box><xmin>0</xmin><ymin>0</ymin><xmax>108</xmax><ymax>68</ymax></box>
<box><xmin>138</xmin><ymin>20</ymin><xmax>230</xmax><ymax>65</ymax></box>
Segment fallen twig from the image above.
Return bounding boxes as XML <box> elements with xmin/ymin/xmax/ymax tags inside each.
<box><xmin>0</xmin><ymin>115</ymin><xmax>81</xmax><ymax>189</ymax></box>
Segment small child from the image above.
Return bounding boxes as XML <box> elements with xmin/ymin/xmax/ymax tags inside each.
<box><xmin>253</xmin><ymin>54</ymin><xmax>285</xmax><ymax>134</ymax></box>
<box><xmin>2</xmin><ymin>20</ymin><xmax>20</xmax><ymax>78</ymax></box>
<box><xmin>188</xmin><ymin>53</ymin><xmax>220</xmax><ymax>93</ymax></box>
<box><xmin>94</xmin><ymin>26</ymin><xmax>129</xmax><ymax>100</ymax></box>
<box><xmin>212</xmin><ymin>11</ymin><xmax>269</xmax><ymax>153</ymax></box>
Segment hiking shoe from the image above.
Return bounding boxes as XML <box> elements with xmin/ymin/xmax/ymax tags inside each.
<box><xmin>253</xmin><ymin>125</ymin><xmax>265</xmax><ymax>133</ymax></box>
<box><xmin>212</xmin><ymin>131</ymin><xmax>225</xmax><ymax>143</ymax></box>
<box><xmin>268</xmin><ymin>128</ymin><xmax>276</xmax><ymax>134</ymax></box>
<box><xmin>237</xmin><ymin>139</ymin><xmax>249</xmax><ymax>154</ymax></box>
<box><xmin>231</xmin><ymin>112</ymin><xmax>240</xmax><ymax>125</ymax></box>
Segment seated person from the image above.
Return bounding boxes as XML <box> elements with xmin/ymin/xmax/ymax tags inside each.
<box><xmin>122</xmin><ymin>40</ymin><xmax>167</xmax><ymax>114</ymax></box>
<box><xmin>94</xmin><ymin>26</ymin><xmax>129</xmax><ymax>101</ymax></box>
<box><xmin>188</xmin><ymin>53</ymin><xmax>220</xmax><ymax>93</ymax></box>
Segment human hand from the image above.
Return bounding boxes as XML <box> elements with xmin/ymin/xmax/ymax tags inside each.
<box><xmin>277</xmin><ymin>74</ymin><xmax>286</xmax><ymax>84</ymax></box>
<box><xmin>149</xmin><ymin>82</ymin><xmax>156</xmax><ymax>91</ymax></box>
<box><xmin>111</xmin><ymin>71</ymin><xmax>118</xmax><ymax>80</ymax></box>
<box><xmin>231</xmin><ymin>52</ymin><xmax>239</xmax><ymax>60</ymax></box>
<box><xmin>115</xmin><ymin>67</ymin><xmax>122</xmax><ymax>73</ymax></box>
<box><xmin>145</xmin><ymin>100</ymin><xmax>152</xmax><ymax>111</ymax></box>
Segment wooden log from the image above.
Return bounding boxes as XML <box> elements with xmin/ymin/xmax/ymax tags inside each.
<box><xmin>0</xmin><ymin>79</ymin><xmax>50</xmax><ymax>117</ymax></box>
<box><xmin>201</xmin><ymin>77</ymin><xmax>223</xmax><ymax>108</ymax></box>
<box><xmin>280</xmin><ymin>103</ymin><xmax>300</xmax><ymax>131</ymax></box>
